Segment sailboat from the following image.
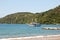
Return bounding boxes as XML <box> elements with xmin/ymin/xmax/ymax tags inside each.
<box><xmin>29</xmin><ymin>18</ymin><xmax>41</xmax><ymax>27</ymax></box>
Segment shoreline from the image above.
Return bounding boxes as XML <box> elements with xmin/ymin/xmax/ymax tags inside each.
<box><xmin>0</xmin><ymin>34</ymin><xmax>60</xmax><ymax>40</ymax></box>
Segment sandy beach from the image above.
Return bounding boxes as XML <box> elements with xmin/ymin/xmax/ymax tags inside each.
<box><xmin>0</xmin><ymin>35</ymin><xmax>60</xmax><ymax>40</ymax></box>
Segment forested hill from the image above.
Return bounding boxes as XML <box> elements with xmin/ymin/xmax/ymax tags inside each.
<box><xmin>36</xmin><ymin>5</ymin><xmax>60</xmax><ymax>24</ymax></box>
<box><xmin>0</xmin><ymin>5</ymin><xmax>60</xmax><ymax>24</ymax></box>
<box><xmin>0</xmin><ymin>12</ymin><xmax>34</xmax><ymax>24</ymax></box>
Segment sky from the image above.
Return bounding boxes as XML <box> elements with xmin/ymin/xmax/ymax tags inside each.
<box><xmin>0</xmin><ymin>0</ymin><xmax>60</xmax><ymax>18</ymax></box>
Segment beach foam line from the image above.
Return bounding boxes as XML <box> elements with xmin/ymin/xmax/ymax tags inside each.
<box><xmin>0</xmin><ymin>34</ymin><xmax>60</xmax><ymax>40</ymax></box>
<box><xmin>0</xmin><ymin>36</ymin><xmax>44</xmax><ymax>40</ymax></box>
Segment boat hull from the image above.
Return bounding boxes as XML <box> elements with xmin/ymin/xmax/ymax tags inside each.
<box><xmin>28</xmin><ymin>22</ymin><xmax>41</xmax><ymax>27</ymax></box>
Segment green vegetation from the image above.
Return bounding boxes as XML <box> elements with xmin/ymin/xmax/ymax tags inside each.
<box><xmin>0</xmin><ymin>5</ymin><xmax>60</xmax><ymax>24</ymax></box>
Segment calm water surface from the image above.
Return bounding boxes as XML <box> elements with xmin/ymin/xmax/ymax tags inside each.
<box><xmin>0</xmin><ymin>24</ymin><xmax>60</xmax><ymax>38</ymax></box>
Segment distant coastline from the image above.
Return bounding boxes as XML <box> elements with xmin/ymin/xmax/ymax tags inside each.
<box><xmin>0</xmin><ymin>5</ymin><xmax>60</xmax><ymax>24</ymax></box>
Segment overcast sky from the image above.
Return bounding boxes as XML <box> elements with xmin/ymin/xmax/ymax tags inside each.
<box><xmin>0</xmin><ymin>0</ymin><xmax>60</xmax><ymax>18</ymax></box>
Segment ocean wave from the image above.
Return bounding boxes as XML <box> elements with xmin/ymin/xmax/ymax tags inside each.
<box><xmin>0</xmin><ymin>34</ymin><xmax>60</xmax><ymax>40</ymax></box>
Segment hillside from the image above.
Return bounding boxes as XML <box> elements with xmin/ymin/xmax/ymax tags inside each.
<box><xmin>38</xmin><ymin>5</ymin><xmax>60</xmax><ymax>24</ymax></box>
<box><xmin>0</xmin><ymin>5</ymin><xmax>60</xmax><ymax>24</ymax></box>
<box><xmin>0</xmin><ymin>12</ymin><xmax>34</xmax><ymax>24</ymax></box>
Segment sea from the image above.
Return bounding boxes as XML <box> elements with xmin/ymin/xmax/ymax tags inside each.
<box><xmin>0</xmin><ymin>24</ymin><xmax>60</xmax><ymax>39</ymax></box>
